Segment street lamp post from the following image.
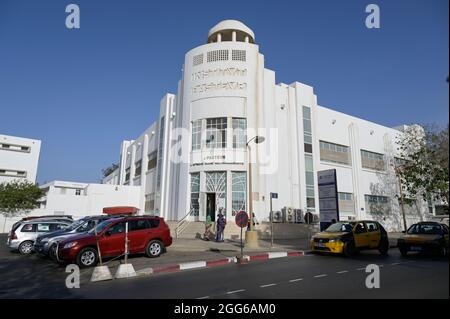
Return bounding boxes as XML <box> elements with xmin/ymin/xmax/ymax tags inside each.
<box><xmin>245</xmin><ymin>135</ymin><xmax>265</xmax><ymax>248</ymax></box>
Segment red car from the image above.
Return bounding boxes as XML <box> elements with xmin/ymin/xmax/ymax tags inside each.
<box><xmin>57</xmin><ymin>216</ymin><xmax>172</xmax><ymax>268</ymax></box>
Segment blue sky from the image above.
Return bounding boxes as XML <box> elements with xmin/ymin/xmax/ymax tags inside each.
<box><xmin>0</xmin><ymin>0</ymin><xmax>448</xmax><ymax>185</ymax></box>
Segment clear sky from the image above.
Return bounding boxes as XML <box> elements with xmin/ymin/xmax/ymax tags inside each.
<box><xmin>0</xmin><ymin>0</ymin><xmax>448</xmax><ymax>185</ymax></box>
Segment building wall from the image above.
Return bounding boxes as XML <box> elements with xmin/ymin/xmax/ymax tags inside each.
<box><xmin>0</xmin><ymin>134</ymin><xmax>41</xmax><ymax>184</ymax></box>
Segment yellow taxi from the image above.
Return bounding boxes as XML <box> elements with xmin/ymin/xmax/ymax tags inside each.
<box><xmin>397</xmin><ymin>222</ymin><xmax>449</xmax><ymax>256</ymax></box>
<box><xmin>310</xmin><ymin>220</ymin><xmax>389</xmax><ymax>257</ymax></box>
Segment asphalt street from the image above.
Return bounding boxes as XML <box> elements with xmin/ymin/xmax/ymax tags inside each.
<box><xmin>80</xmin><ymin>250</ymin><xmax>449</xmax><ymax>299</ymax></box>
<box><xmin>0</xmin><ymin>230</ymin><xmax>448</xmax><ymax>299</ymax></box>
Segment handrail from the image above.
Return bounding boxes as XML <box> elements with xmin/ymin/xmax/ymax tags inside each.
<box><xmin>175</xmin><ymin>207</ymin><xmax>197</xmax><ymax>238</ymax></box>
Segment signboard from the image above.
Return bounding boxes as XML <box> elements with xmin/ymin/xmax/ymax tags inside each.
<box><xmin>317</xmin><ymin>169</ymin><xmax>339</xmax><ymax>231</ymax></box>
<box><xmin>235</xmin><ymin>211</ymin><xmax>249</xmax><ymax>228</ymax></box>
<box><xmin>270</xmin><ymin>193</ymin><xmax>278</xmax><ymax>199</ymax></box>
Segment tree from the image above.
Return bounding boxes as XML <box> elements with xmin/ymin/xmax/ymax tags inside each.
<box><xmin>396</xmin><ymin>124</ymin><xmax>449</xmax><ymax>206</ymax></box>
<box><xmin>0</xmin><ymin>180</ymin><xmax>45</xmax><ymax>220</ymax></box>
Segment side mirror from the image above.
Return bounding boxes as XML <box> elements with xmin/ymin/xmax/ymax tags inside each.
<box><xmin>402</xmin><ymin>230</ymin><xmax>406</xmax><ymax>234</ymax></box>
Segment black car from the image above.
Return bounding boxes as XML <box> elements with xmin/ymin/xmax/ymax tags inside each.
<box><xmin>33</xmin><ymin>215</ymin><xmax>114</xmax><ymax>259</ymax></box>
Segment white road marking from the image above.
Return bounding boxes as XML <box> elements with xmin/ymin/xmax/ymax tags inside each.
<box><xmin>289</xmin><ymin>278</ymin><xmax>303</xmax><ymax>282</ymax></box>
<box><xmin>337</xmin><ymin>270</ymin><xmax>349</xmax><ymax>274</ymax></box>
<box><xmin>314</xmin><ymin>274</ymin><xmax>328</xmax><ymax>278</ymax></box>
<box><xmin>260</xmin><ymin>283</ymin><xmax>277</xmax><ymax>288</ymax></box>
<box><xmin>197</xmin><ymin>296</ymin><xmax>210</xmax><ymax>299</ymax></box>
<box><xmin>226</xmin><ymin>289</ymin><xmax>246</xmax><ymax>294</ymax></box>
<box><xmin>356</xmin><ymin>267</ymin><xmax>366</xmax><ymax>270</ymax></box>
<box><xmin>390</xmin><ymin>262</ymin><xmax>401</xmax><ymax>266</ymax></box>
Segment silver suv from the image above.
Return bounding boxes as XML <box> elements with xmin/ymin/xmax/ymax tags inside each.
<box><xmin>7</xmin><ymin>219</ymin><xmax>73</xmax><ymax>254</ymax></box>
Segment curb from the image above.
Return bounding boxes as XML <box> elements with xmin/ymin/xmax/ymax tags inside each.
<box><xmin>130</xmin><ymin>251</ymin><xmax>304</xmax><ymax>278</ymax></box>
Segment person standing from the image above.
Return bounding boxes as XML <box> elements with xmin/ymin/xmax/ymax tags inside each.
<box><xmin>216</xmin><ymin>211</ymin><xmax>226</xmax><ymax>242</ymax></box>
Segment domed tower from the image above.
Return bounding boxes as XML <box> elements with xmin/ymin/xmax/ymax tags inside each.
<box><xmin>177</xmin><ymin>20</ymin><xmax>266</xmax><ymax>224</ymax></box>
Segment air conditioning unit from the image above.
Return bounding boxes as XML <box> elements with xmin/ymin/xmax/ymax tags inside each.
<box><xmin>347</xmin><ymin>216</ymin><xmax>356</xmax><ymax>221</ymax></box>
<box><xmin>294</xmin><ymin>209</ymin><xmax>303</xmax><ymax>223</ymax></box>
<box><xmin>283</xmin><ymin>207</ymin><xmax>295</xmax><ymax>223</ymax></box>
<box><xmin>271</xmin><ymin>211</ymin><xmax>283</xmax><ymax>223</ymax></box>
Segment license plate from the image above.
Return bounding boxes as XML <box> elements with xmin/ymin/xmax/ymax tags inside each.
<box><xmin>316</xmin><ymin>243</ymin><xmax>326</xmax><ymax>248</ymax></box>
<box><xmin>410</xmin><ymin>246</ymin><xmax>422</xmax><ymax>251</ymax></box>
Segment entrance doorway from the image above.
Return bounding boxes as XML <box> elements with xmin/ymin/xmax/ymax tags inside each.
<box><xmin>206</xmin><ymin>193</ymin><xmax>216</xmax><ymax>222</ymax></box>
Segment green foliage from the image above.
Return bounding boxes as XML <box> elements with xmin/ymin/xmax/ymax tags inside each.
<box><xmin>0</xmin><ymin>180</ymin><xmax>45</xmax><ymax>218</ymax></box>
<box><xmin>397</xmin><ymin>124</ymin><xmax>449</xmax><ymax>205</ymax></box>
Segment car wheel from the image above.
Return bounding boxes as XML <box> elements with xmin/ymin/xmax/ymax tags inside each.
<box><xmin>18</xmin><ymin>241</ymin><xmax>34</xmax><ymax>255</ymax></box>
<box><xmin>399</xmin><ymin>247</ymin><xmax>408</xmax><ymax>257</ymax></box>
<box><xmin>145</xmin><ymin>240</ymin><xmax>164</xmax><ymax>258</ymax></box>
<box><xmin>343</xmin><ymin>241</ymin><xmax>356</xmax><ymax>257</ymax></box>
<box><xmin>76</xmin><ymin>247</ymin><xmax>98</xmax><ymax>268</ymax></box>
<box><xmin>49</xmin><ymin>244</ymin><xmax>58</xmax><ymax>261</ymax></box>
<box><xmin>439</xmin><ymin>246</ymin><xmax>448</xmax><ymax>257</ymax></box>
<box><xmin>378</xmin><ymin>240</ymin><xmax>389</xmax><ymax>256</ymax></box>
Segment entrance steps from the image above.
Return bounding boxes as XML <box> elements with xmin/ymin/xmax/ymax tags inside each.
<box><xmin>167</xmin><ymin>221</ymin><xmax>319</xmax><ymax>240</ymax></box>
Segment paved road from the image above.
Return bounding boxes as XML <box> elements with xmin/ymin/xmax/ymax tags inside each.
<box><xmin>80</xmin><ymin>250</ymin><xmax>449</xmax><ymax>299</ymax></box>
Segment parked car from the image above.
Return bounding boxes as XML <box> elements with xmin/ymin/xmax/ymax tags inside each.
<box><xmin>310</xmin><ymin>220</ymin><xmax>389</xmax><ymax>256</ymax></box>
<box><xmin>11</xmin><ymin>216</ymin><xmax>73</xmax><ymax>233</ymax></box>
<box><xmin>397</xmin><ymin>222</ymin><xmax>449</xmax><ymax>256</ymax></box>
<box><xmin>57</xmin><ymin>216</ymin><xmax>172</xmax><ymax>268</ymax></box>
<box><xmin>33</xmin><ymin>215</ymin><xmax>116</xmax><ymax>259</ymax></box>
<box><xmin>7</xmin><ymin>220</ymin><xmax>73</xmax><ymax>255</ymax></box>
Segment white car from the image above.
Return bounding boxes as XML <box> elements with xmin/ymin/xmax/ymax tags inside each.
<box><xmin>7</xmin><ymin>220</ymin><xmax>72</xmax><ymax>254</ymax></box>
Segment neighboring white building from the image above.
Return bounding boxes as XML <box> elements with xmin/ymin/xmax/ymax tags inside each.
<box><xmin>1</xmin><ymin>180</ymin><xmax>141</xmax><ymax>233</ymax></box>
<box><xmin>99</xmin><ymin>20</ymin><xmax>434</xmax><ymax>232</ymax></box>
<box><xmin>0</xmin><ymin>134</ymin><xmax>41</xmax><ymax>184</ymax></box>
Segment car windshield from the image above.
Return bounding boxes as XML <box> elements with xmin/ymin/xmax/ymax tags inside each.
<box><xmin>89</xmin><ymin>219</ymin><xmax>114</xmax><ymax>234</ymax></box>
<box><xmin>325</xmin><ymin>222</ymin><xmax>354</xmax><ymax>233</ymax></box>
<box><xmin>407</xmin><ymin>224</ymin><xmax>442</xmax><ymax>235</ymax></box>
<box><xmin>66</xmin><ymin>219</ymin><xmax>87</xmax><ymax>230</ymax></box>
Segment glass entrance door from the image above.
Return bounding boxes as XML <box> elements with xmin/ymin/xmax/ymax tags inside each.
<box><xmin>206</xmin><ymin>193</ymin><xmax>216</xmax><ymax>222</ymax></box>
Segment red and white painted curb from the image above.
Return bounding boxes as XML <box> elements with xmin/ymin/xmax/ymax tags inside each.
<box><xmin>130</xmin><ymin>251</ymin><xmax>305</xmax><ymax>278</ymax></box>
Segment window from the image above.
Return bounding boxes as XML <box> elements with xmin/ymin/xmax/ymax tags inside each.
<box><xmin>37</xmin><ymin>223</ymin><xmax>51</xmax><ymax>232</ymax></box>
<box><xmin>147</xmin><ymin>152</ymin><xmax>157</xmax><ymax>171</ymax></box>
<box><xmin>107</xmin><ymin>222</ymin><xmax>125</xmax><ymax>235</ymax></box>
<box><xmin>305</xmin><ymin>154</ymin><xmax>315</xmax><ymax>208</ymax></box>
<box><xmin>232</xmin><ymin>118</ymin><xmax>247</xmax><ymax>148</ymax></box>
<box><xmin>124</xmin><ymin>168</ymin><xmax>130</xmax><ymax>183</ymax></box>
<box><xmin>365</xmin><ymin>195</ymin><xmax>390</xmax><ymax>215</ymax></box>
<box><xmin>190</xmin><ymin>173</ymin><xmax>200</xmax><ymax>216</ymax></box>
<box><xmin>366</xmin><ymin>221</ymin><xmax>379</xmax><ymax>232</ymax></box>
<box><xmin>145</xmin><ymin>193</ymin><xmax>155</xmax><ymax>214</ymax></box>
<box><xmin>135</xmin><ymin>160</ymin><xmax>142</xmax><ymax>177</ymax></box>
<box><xmin>193</xmin><ymin>53</ymin><xmax>203</xmax><ymax>66</ymax></box>
<box><xmin>361</xmin><ymin>150</ymin><xmax>385</xmax><ymax>171</ymax></box>
<box><xmin>338</xmin><ymin>193</ymin><xmax>353</xmax><ymax>201</ymax></box>
<box><xmin>232</xmin><ymin>172</ymin><xmax>247</xmax><ymax>215</ymax></box>
<box><xmin>75</xmin><ymin>189</ymin><xmax>81</xmax><ymax>196</ymax></box>
<box><xmin>303</xmin><ymin>106</ymin><xmax>313</xmax><ymax>153</ymax></box>
<box><xmin>192</xmin><ymin>120</ymin><xmax>202</xmax><ymax>151</ymax></box>
<box><xmin>320</xmin><ymin>141</ymin><xmax>351</xmax><ymax>165</ymax></box>
<box><xmin>355</xmin><ymin>222</ymin><xmax>367</xmax><ymax>234</ymax></box>
<box><xmin>206</xmin><ymin>118</ymin><xmax>227</xmax><ymax>149</ymax></box>
<box><xmin>156</xmin><ymin>116</ymin><xmax>165</xmax><ymax>190</ymax></box>
<box><xmin>21</xmin><ymin>224</ymin><xmax>36</xmax><ymax>232</ymax></box>
<box><xmin>148</xmin><ymin>218</ymin><xmax>160</xmax><ymax>228</ymax></box>
<box><xmin>129</xmin><ymin>219</ymin><xmax>151</xmax><ymax>231</ymax></box>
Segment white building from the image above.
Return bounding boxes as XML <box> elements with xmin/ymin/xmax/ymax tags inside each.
<box><xmin>102</xmin><ymin>20</ymin><xmax>434</xmax><ymax>232</ymax></box>
<box><xmin>0</xmin><ymin>134</ymin><xmax>41</xmax><ymax>184</ymax></box>
<box><xmin>1</xmin><ymin>180</ymin><xmax>141</xmax><ymax>233</ymax></box>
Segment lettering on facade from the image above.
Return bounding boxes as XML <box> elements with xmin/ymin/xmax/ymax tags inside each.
<box><xmin>191</xmin><ymin>67</ymin><xmax>248</xmax><ymax>94</ymax></box>
<box><xmin>204</xmin><ymin>155</ymin><xmax>226</xmax><ymax>161</ymax></box>
<box><xmin>191</xmin><ymin>68</ymin><xmax>247</xmax><ymax>81</ymax></box>
<box><xmin>192</xmin><ymin>82</ymin><xmax>247</xmax><ymax>94</ymax></box>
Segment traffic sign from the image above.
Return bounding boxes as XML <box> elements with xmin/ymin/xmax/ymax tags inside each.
<box><xmin>270</xmin><ymin>192</ymin><xmax>278</xmax><ymax>199</ymax></box>
<box><xmin>235</xmin><ymin>211</ymin><xmax>249</xmax><ymax>228</ymax></box>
